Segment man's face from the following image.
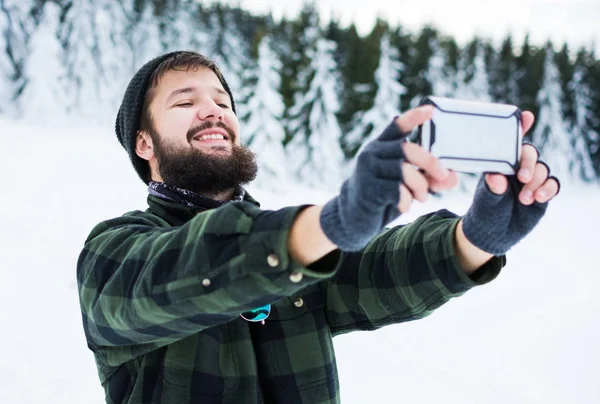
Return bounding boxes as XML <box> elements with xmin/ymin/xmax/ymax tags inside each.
<box><xmin>150</xmin><ymin>66</ymin><xmax>241</xmax><ymax>152</ymax></box>
<box><xmin>137</xmin><ymin>66</ymin><xmax>257</xmax><ymax>195</ymax></box>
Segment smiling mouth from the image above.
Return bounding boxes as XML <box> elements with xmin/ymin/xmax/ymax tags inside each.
<box><xmin>192</xmin><ymin>133</ymin><xmax>229</xmax><ymax>142</ymax></box>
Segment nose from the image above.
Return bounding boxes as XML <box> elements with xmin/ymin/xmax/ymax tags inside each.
<box><xmin>197</xmin><ymin>100</ymin><xmax>224</xmax><ymax>121</ymax></box>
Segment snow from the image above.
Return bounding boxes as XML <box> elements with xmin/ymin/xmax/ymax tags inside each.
<box><xmin>1</xmin><ymin>118</ymin><xmax>599</xmax><ymax>403</ymax></box>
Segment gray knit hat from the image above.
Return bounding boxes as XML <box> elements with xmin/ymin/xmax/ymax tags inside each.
<box><xmin>115</xmin><ymin>51</ymin><xmax>236</xmax><ymax>183</ymax></box>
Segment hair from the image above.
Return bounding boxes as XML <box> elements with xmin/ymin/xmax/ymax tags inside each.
<box><xmin>139</xmin><ymin>51</ymin><xmax>232</xmax><ymax>132</ymax></box>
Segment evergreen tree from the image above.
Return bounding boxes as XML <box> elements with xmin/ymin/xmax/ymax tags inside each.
<box><xmin>338</xmin><ymin>20</ymin><xmax>395</xmax><ymax>158</ymax></box>
<box><xmin>0</xmin><ymin>0</ymin><xmax>11</xmax><ymax>112</ymax></box>
<box><xmin>60</xmin><ymin>0</ymin><xmax>105</xmax><ymax>121</ymax></box>
<box><xmin>127</xmin><ymin>0</ymin><xmax>163</xmax><ymax>72</ymax></box>
<box><xmin>574</xmin><ymin>48</ymin><xmax>600</xmax><ymax>178</ymax></box>
<box><xmin>0</xmin><ymin>0</ymin><xmax>38</xmax><ymax>118</ymax></box>
<box><xmin>333</xmin><ymin>23</ymin><xmax>374</xmax><ymax>157</ymax></box>
<box><xmin>531</xmin><ymin>44</ymin><xmax>573</xmax><ymax>180</ymax></box>
<box><xmin>158</xmin><ymin>0</ymin><xmax>198</xmax><ymax>52</ymax></box>
<box><xmin>19</xmin><ymin>1</ymin><xmax>70</xmax><ymax>122</ymax></box>
<box><xmin>274</xmin><ymin>4</ymin><xmax>321</xmax><ymax>146</ymax></box>
<box><xmin>570</xmin><ymin>56</ymin><xmax>596</xmax><ymax>182</ymax></box>
<box><xmin>203</xmin><ymin>3</ymin><xmax>253</xmax><ymax>117</ymax></box>
<box><xmin>487</xmin><ymin>35</ymin><xmax>520</xmax><ymax>104</ymax></box>
<box><xmin>555</xmin><ymin>43</ymin><xmax>576</xmax><ymax>124</ymax></box>
<box><xmin>347</xmin><ymin>33</ymin><xmax>406</xmax><ymax>158</ymax></box>
<box><xmin>93</xmin><ymin>0</ymin><xmax>137</xmax><ymax>117</ymax></box>
<box><xmin>425</xmin><ymin>36</ymin><xmax>458</xmax><ymax>98</ymax></box>
<box><xmin>516</xmin><ymin>35</ymin><xmax>544</xmax><ymax>122</ymax></box>
<box><xmin>402</xmin><ymin>25</ymin><xmax>438</xmax><ymax>110</ymax></box>
<box><xmin>455</xmin><ymin>38</ymin><xmax>492</xmax><ymax>101</ymax></box>
<box><xmin>286</xmin><ymin>37</ymin><xmax>345</xmax><ymax>189</ymax></box>
<box><xmin>241</xmin><ymin>36</ymin><xmax>289</xmax><ymax>190</ymax></box>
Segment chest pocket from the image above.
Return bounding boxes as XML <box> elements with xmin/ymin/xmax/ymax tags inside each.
<box><xmin>258</xmin><ymin>284</ymin><xmax>338</xmax><ymax>391</ymax></box>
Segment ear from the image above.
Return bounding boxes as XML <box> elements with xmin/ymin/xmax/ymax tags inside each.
<box><xmin>135</xmin><ymin>130</ymin><xmax>154</xmax><ymax>161</ymax></box>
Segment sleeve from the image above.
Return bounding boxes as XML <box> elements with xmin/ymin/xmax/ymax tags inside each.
<box><xmin>77</xmin><ymin>201</ymin><xmax>341</xmax><ymax>353</ymax></box>
<box><xmin>321</xmin><ymin>209</ymin><xmax>505</xmax><ymax>337</ymax></box>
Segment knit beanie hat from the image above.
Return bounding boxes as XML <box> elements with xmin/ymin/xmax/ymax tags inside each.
<box><xmin>115</xmin><ymin>51</ymin><xmax>236</xmax><ymax>184</ymax></box>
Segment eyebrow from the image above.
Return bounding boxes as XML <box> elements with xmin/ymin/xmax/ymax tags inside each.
<box><xmin>166</xmin><ymin>86</ymin><xmax>229</xmax><ymax>103</ymax></box>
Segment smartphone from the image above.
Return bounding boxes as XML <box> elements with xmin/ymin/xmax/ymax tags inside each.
<box><xmin>417</xmin><ymin>96</ymin><xmax>523</xmax><ymax>175</ymax></box>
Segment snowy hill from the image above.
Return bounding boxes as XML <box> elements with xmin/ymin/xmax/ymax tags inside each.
<box><xmin>2</xmin><ymin>119</ymin><xmax>599</xmax><ymax>403</ymax></box>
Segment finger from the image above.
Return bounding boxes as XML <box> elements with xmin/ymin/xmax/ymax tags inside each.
<box><xmin>428</xmin><ymin>170</ymin><xmax>460</xmax><ymax>192</ymax></box>
<box><xmin>485</xmin><ymin>173</ymin><xmax>508</xmax><ymax>195</ymax></box>
<box><xmin>402</xmin><ymin>141</ymin><xmax>450</xmax><ymax>181</ymax></box>
<box><xmin>521</xmin><ymin>110</ymin><xmax>535</xmax><ymax>135</ymax></box>
<box><xmin>393</xmin><ymin>105</ymin><xmax>435</xmax><ymax>135</ymax></box>
<box><xmin>402</xmin><ymin>163</ymin><xmax>430</xmax><ymax>203</ymax></box>
<box><xmin>535</xmin><ymin>176</ymin><xmax>560</xmax><ymax>203</ymax></box>
<box><xmin>520</xmin><ymin>162</ymin><xmax>549</xmax><ymax>205</ymax></box>
<box><xmin>517</xmin><ymin>143</ymin><xmax>539</xmax><ymax>183</ymax></box>
<box><xmin>520</xmin><ymin>162</ymin><xmax>549</xmax><ymax>204</ymax></box>
<box><xmin>398</xmin><ymin>184</ymin><xmax>413</xmax><ymax>213</ymax></box>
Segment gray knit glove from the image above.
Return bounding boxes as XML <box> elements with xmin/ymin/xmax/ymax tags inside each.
<box><xmin>462</xmin><ymin>174</ymin><xmax>555</xmax><ymax>256</ymax></box>
<box><xmin>320</xmin><ymin>119</ymin><xmax>407</xmax><ymax>251</ymax></box>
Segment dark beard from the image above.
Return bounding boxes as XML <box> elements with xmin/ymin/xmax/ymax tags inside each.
<box><xmin>150</xmin><ymin>122</ymin><xmax>258</xmax><ymax>196</ymax></box>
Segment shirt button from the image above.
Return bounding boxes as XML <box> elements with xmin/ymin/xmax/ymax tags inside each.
<box><xmin>289</xmin><ymin>272</ymin><xmax>303</xmax><ymax>283</ymax></box>
<box><xmin>202</xmin><ymin>278</ymin><xmax>211</xmax><ymax>287</ymax></box>
<box><xmin>293</xmin><ymin>297</ymin><xmax>304</xmax><ymax>308</ymax></box>
<box><xmin>267</xmin><ymin>253</ymin><xmax>280</xmax><ymax>268</ymax></box>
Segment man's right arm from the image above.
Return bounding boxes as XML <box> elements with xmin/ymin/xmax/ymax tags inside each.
<box><xmin>77</xmin><ymin>201</ymin><xmax>340</xmax><ymax>352</ymax></box>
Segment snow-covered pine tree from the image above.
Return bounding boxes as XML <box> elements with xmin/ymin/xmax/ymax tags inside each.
<box><xmin>203</xmin><ymin>4</ymin><xmax>252</xmax><ymax>117</ymax></box>
<box><xmin>127</xmin><ymin>0</ymin><xmax>163</xmax><ymax>73</ymax></box>
<box><xmin>59</xmin><ymin>0</ymin><xmax>107</xmax><ymax>122</ymax></box>
<box><xmin>426</xmin><ymin>39</ymin><xmax>458</xmax><ymax>99</ymax></box>
<box><xmin>0</xmin><ymin>1</ymin><xmax>11</xmax><ymax>113</ymax></box>
<box><xmin>159</xmin><ymin>0</ymin><xmax>199</xmax><ymax>53</ymax></box>
<box><xmin>348</xmin><ymin>34</ymin><xmax>406</xmax><ymax>157</ymax></box>
<box><xmin>19</xmin><ymin>1</ymin><xmax>71</xmax><ymax>123</ymax></box>
<box><xmin>0</xmin><ymin>0</ymin><xmax>37</xmax><ymax>118</ymax></box>
<box><xmin>516</xmin><ymin>35</ymin><xmax>545</xmax><ymax>120</ymax></box>
<box><xmin>455</xmin><ymin>39</ymin><xmax>492</xmax><ymax>102</ymax></box>
<box><xmin>407</xmin><ymin>32</ymin><xmax>460</xmax><ymax>108</ymax></box>
<box><xmin>241</xmin><ymin>35</ymin><xmax>290</xmax><ymax>191</ymax></box>
<box><xmin>531</xmin><ymin>44</ymin><xmax>573</xmax><ymax>181</ymax></box>
<box><xmin>570</xmin><ymin>51</ymin><xmax>598</xmax><ymax>182</ymax></box>
<box><xmin>92</xmin><ymin>0</ymin><xmax>137</xmax><ymax>118</ymax></box>
<box><xmin>487</xmin><ymin>35</ymin><xmax>520</xmax><ymax>105</ymax></box>
<box><xmin>404</xmin><ymin>26</ymin><xmax>437</xmax><ymax>110</ymax></box>
<box><xmin>286</xmin><ymin>37</ymin><xmax>345</xmax><ymax>190</ymax></box>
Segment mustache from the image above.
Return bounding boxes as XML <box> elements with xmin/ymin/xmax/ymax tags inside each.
<box><xmin>187</xmin><ymin>121</ymin><xmax>236</xmax><ymax>143</ymax></box>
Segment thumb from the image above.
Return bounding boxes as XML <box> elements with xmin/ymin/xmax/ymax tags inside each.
<box><xmin>485</xmin><ymin>174</ymin><xmax>508</xmax><ymax>195</ymax></box>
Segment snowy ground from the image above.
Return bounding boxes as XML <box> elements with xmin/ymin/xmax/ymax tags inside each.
<box><xmin>1</xmin><ymin>118</ymin><xmax>599</xmax><ymax>403</ymax></box>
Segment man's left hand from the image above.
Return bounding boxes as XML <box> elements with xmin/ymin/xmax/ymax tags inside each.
<box><xmin>483</xmin><ymin>110</ymin><xmax>560</xmax><ymax>203</ymax></box>
<box><xmin>459</xmin><ymin>110</ymin><xmax>561</xmax><ymax>259</ymax></box>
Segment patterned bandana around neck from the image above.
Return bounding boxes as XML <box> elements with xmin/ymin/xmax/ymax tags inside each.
<box><xmin>148</xmin><ymin>181</ymin><xmax>245</xmax><ymax>210</ymax></box>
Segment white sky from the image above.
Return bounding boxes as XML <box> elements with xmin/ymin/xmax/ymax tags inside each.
<box><xmin>205</xmin><ymin>0</ymin><xmax>600</xmax><ymax>54</ymax></box>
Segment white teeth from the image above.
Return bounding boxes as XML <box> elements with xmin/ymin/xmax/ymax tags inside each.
<box><xmin>197</xmin><ymin>133</ymin><xmax>225</xmax><ymax>141</ymax></box>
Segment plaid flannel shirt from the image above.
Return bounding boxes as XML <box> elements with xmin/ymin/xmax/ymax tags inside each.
<box><xmin>77</xmin><ymin>193</ymin><xmax>504</xmax><ymax>404</ymax></box>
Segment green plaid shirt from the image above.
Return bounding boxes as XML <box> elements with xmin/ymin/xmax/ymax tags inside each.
<box><xmin>77</xmin><ymin>193</ymin><xmax>504</xmax><ymax>404</ymax></box>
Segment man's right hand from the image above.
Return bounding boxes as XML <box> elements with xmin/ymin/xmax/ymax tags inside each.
<box><xmin>319</xmin><ymin>105</ymin><xmax>459</xmax><ymax>251</ymax></box>
<box><xmin>396</xmin><ymin>105</ymin><xmax>459</xmax><ymax>212</ymax></box>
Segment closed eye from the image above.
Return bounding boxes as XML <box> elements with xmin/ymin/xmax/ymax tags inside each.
<box><xmin>176</xmin><ymin>102</ymin><xmax>193</xmax><ymax>107</ymax></box>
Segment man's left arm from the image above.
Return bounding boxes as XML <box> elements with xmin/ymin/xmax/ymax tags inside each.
<box><xmin>321</xmin><ymin>209</ymin><xmax>503</xmax><ymax>337</ymax></box>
